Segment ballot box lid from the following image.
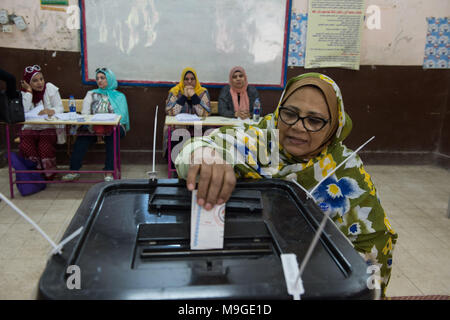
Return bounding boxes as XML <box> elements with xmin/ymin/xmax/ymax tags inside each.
<box><xmin>38</xmin><ymin>179</ymin><xmax>374</xmax><ymax>300</ymax></box>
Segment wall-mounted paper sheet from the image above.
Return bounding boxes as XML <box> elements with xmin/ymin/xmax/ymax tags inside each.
<box><xmin>305</xmin><ymin>0</ymin><xmax>365</xmax><ymax>70</ymax></box>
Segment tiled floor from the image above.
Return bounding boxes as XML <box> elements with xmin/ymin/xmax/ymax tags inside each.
<box><xmin>0</xmin><ymin>164</ymin><xmax>449</xmax><ymax>299</ymax></box>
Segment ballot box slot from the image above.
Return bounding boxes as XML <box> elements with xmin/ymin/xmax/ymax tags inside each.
<box><xmin>141</xmin><ymin>245</ymin><xmax>273</xmax><ymax>259</ymax></box>
<box><xmin>148</xmin><ymin>187</ymin><xmax>263</xmax><ymax>213</ymax></box>
<box><xmin>139</xmin><ymin>239</ymin><xmax>274</xmax><ymax>260</ymax></box>
<box><xmin>137</xmin><ymin>221</ymin><xmax>270</xmax><ymax>241</ymax></box>
<box><xmin>134</xmin><ymin>221</ymin><xmax>275</xmax><ymax>265</ymax></box>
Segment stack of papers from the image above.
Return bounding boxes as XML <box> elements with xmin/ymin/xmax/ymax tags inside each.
<box><xmin>25</xmin><ymin>106</ymin><xmax>48</xmax><ymax>120</ymax></box>
<box><xmin>55</xmin><ymin>113</ymin><xmax>84</xmax><ymax>121</ymax></box>
<box><xmin>91</xmin><ymin>114</ymin><xmax>118</xmax><ymax>121</ymax></box>
<box><xmin>175</xmin><ymin>113</ymin><xmax>201</xmax><ymax>122</ymax></box>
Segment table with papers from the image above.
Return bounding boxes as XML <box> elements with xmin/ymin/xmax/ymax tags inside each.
<box><xmin>4</xmin><ymin>113</ymin><xmax>122</xmax><ymax>198</ymax></box>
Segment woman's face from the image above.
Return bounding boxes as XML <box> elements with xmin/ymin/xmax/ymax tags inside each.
<box><xmin>183</xmin><ymin>72</ymin><xmax>196</xmax><ymax>88</ymax></box>
<box><xmin>231</xmin><ymin>71</ymin><xmax>245</xmax><ymax>89</ymax></box>
<box><xmin>30</xmin><ymin>73</ymin><xmax>45</xmax><ymax>92</ymax></box>
<box><xmin>96</xmin><ymin>72</ymin><xmax>108</xmax><ymax>89</ymax></box>
<box><xmin>277</xmin><ymin>86</ymin><xmax>331</xmax><ymax>158</ymax></box>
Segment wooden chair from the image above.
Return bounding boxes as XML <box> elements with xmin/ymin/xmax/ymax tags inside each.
<box><xmin>61</xmin><ymin>99</ymin><xmax>85</xmax><ymax>156</ymax></box>
<box><xmin>61</xmin><ymin>98</ymin><xmax>84</xmax><ymax>113</ymax></box>
<box><xmin>210</xmin><ymin>101</ymin><xmax>218</xmax><ymax>115</ymax></box>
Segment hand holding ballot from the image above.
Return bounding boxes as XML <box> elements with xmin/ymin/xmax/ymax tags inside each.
<box><xmin>186</xmin><ymin>147</ymin><xmax>236</xmax><ymax>210</ymax></box>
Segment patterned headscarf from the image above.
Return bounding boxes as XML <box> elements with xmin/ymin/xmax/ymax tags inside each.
<box><xmin>179</xmin><ymin>72</ymin><xmax>354</xmax><ymax>184</ymax></box>
<box><xmin>175</xmin><ymin>73</ymin><xmax>397</xmax><ymax>295</ymax></box>
<box><xmin>22</xmin><ymin>65</ymin><xmax>46</xmax><ymax>105</ymax></box>
<box><xmin>169</xmin><ymin>67</ymin><xmax>207</xmax><ymax>98</ymax></box>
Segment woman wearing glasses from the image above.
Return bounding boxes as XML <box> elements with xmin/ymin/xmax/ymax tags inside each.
<box><xmin>163</xmin><ymin>67</ymin><xmax>211</xmax><ymax>169</ymax></box>
<box><xmin>165</xmin><ymin>67</ymin><xmax>211</xmax><ymax>116</ymax></box>
<box><xmin>218</xmin><ymin>66</ymin><xmax>260</xmax><ymax>119</ymax></box>
<box><xmin>62</xmin><ymin>68</ymin><xmax>129</xmax><ymax>182</ymax></box>
<box><xmin>174</xmin><ymin>73</ymin><xmax>397</xmax><ymax>297</ymax></box>
<box><xmin>20</xmin><ymin>65</ymin><xmax>64</xmax><ymax>180</ymax></box>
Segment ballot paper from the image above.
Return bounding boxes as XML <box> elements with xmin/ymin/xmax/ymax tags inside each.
<box><xmin>190</xmin><ymin>190</ymin><xmax>226</xmax><ymax>250</ymax></box>
<box><xmin>91</xmin><ymin>113</ymin><xmax>119</xmax><ymax>121</ymax></box>
<box><xmin>175</xmin><ymin>113</ymin><xmax>201</xmax><ymax>122</ymax></box>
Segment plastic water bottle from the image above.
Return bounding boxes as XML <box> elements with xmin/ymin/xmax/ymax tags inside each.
<box><xmin>69</xmin><ymin>95</ymin><xmax>76</xmax><ymax>113</ymax></box>
<box><xmin>253</xmin><ymin>98</ymin><xmax>261</xmax><ymax>122</ymax></box>
<box><xmin>69</xmin><ymin>125</ymin><xmax>77</xmax><ymax>135</ymax></box>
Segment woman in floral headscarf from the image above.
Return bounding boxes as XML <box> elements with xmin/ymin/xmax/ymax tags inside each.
<box><xmin>20</xmin><ymin>64</ymin><xmax>64</xmax><ymax>180</ymax></box>
<box><xmin>175</xmin><ymin>72</ymin><xmax>397</xmax><ymax>297</ymax></box>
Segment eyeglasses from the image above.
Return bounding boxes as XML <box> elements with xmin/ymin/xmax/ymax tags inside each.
<box><xmin>278</xmin><ymin>107</ymin><xmax>329</xmax><ymax>132</ymax></box>
<box><xmin>95</xmin><ymin>67</ymin><xmax>107</xmax><ymax>73</ymax></box>
<box><xmin>25</xmin><ymin>65</ymin><xmax>41</xmax><ymax>73</ymax></box>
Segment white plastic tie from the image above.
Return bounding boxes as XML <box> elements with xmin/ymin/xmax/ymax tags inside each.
<box><xmin>297</xmin><ymin>209</ymin><xmax>332</xmax><ymax>279</ymax></box>
<box><xmin>50</xmin><ymin>226</ymin><xmax>83</xmax><ymax>255</ymax></box>
<box><xmin>0</xmin><ymin>192</ymin><xmax>83</xmax><ymax>255</ymax></box>
<box><xmin>281</xmin><ymin>253</ymin><xmax>304</xmax><ymax>300</ymax></box>
<box><xmin>309</xmin><ymin>136</ymin><xmax>375</xmax><ymax>197</ymax></box>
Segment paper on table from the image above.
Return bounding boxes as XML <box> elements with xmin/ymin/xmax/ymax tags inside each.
<box><xmin>90</xmin><ymin>113</ymin><xmax>118</xmax><ymax>121</ymax></box>
<box><xmin>55</xmin><ymin>113</ymin><xmax>84</xmax><ymax>121</ymax></box>
<box><xmin>25</xmin><ymin>105</ymin><xmax>48</xmax><ymax>120</ymax></box>
<box><xmin>175</xmin><ymin>113</ymin><xmax>201</xmax><ymax>122</ymax></box>
<box><xmin>190</xmin><ymin>190</ymin><xmax>226</xmax><ymax>250</ymax></box>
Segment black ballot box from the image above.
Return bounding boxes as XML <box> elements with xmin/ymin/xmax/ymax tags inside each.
<box><xmin>38</xmin><ymin>179</ymin><xmax>375</xmax><ymax>300</ymax></box>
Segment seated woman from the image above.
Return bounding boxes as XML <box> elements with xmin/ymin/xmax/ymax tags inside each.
<box><xmin>165</xmin><ymin>67</ymin><xmax>210</xmax><ymax>116</ymax></box>
<box><xmin>163</xmin><ymin>67</ymin><xmax>211</xmax><ymax>165</ymax></box>
<box><xmin>62</xmin><ymin>68</ymin><xmax>130</xmax><ymax>182</ymax></box>
<box><xmin>218</xmin><ymin>66</ymin><xmax>260</xmax><ymax>119</ymax></box>
<box><xmin>175</xmin><ymin>73</ymin><xmax>397</xmax><ymax>297</ymax></box>
<box><xmin>20</xmin><ymin>65</ymin><xmax>64</xmax><ymax>180</ymax></box>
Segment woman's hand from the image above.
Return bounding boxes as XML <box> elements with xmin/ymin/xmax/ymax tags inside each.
<box><xmin>38</xmin><ymin>109</ymin><xmax>56</xmax><ymax>117</ymax></box>
<box><xmin>186</xmin><ymin>147</ymin><xmax>236</xmax><ymax>210</ymax></box>
<box><xmin>184</xmin><ymin>86</ymin><xmax>195</xmax><ymax>98</ymax></box>
<box><xmin>21</xmin><ymin>80</ymin><xmax>32</xmax><ymax>93</ymax></box>
<box><xmin>237</xmin><ymin>109</ymin><xmax>250</xmax><ymax>119</ymax></box>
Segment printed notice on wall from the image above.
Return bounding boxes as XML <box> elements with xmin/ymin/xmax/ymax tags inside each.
<box><xmin>305</xmin><ymin>0</ymin><xmax>365</xmax><ymax>70</ymax></box>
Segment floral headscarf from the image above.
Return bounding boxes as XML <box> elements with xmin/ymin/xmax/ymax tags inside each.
<box><xmin>175</xmin><ymin>72</ymin><xmax>397</xmax><ymax>296</ymax></box>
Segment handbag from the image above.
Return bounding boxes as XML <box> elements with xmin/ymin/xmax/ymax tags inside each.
<box><xmin>8</xmin><ymin>152</ymin><xmax>46</xmax><ymax>196</ymax></box>
<box><xmin>0</xmin><ymin>91</ymin><xmax>25</xmax><ymax>124</ymax></box>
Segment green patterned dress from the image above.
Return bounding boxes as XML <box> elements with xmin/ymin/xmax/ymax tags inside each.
<box><xmin>175</xmin><ymin>73</ymin><xmax>397</xmax><ymax>297</ymax></box>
